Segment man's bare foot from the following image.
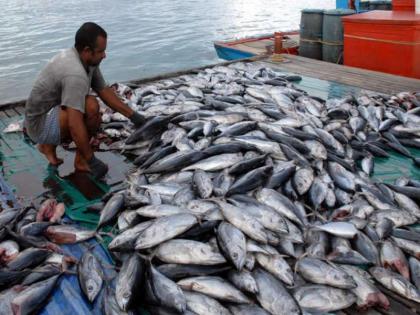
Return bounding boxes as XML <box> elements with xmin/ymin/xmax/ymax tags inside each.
<box><xmin>38</xmin><ymin>144</ymin><xmax>63</xmax><ymax>166</ymax></box>
<box><xmin>74</xmin><ymin>151</ymin><xmax>90</xmax><ymax>172</ymax></box>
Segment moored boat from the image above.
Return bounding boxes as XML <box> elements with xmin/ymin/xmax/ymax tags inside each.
<box><xmin>214</xmin><ymin>31</ymin><xmax>299</xmax><ymax>61</ymax></box>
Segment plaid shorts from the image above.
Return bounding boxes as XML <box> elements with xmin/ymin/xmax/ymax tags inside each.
<box><xmin>36</xmin><ymin>106</ymin><xmax>61</xmax><ymax>145</ymax></box>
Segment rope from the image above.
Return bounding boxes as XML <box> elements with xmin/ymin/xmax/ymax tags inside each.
<box><xmin>344</xmin><ymin>34</ymin><xmax>420</xmax><ymax>46</ymax></box>
<box><xmin>300</xmin><ymin>38</ymin><xmax>343</xmax><ymax>46</ymax></box>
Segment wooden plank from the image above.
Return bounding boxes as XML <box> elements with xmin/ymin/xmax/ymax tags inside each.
<box><xmin>283</xmin><ymin>54</ymin><xmax>420</xmax><ymax>85</ymax></box>
<box><xmin>262</xmin><ymin>54</ymin><xmax>420</xmax><ymax>94</ymax></box>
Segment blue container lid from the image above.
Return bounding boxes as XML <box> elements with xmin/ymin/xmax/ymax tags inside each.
<box><xmin>301</xmin><ymin>9</ymin><xmax>325</xmax><ymax>14</ymax></box>
<box><xmin>324</xmin><ymin>9</ymin><xmax>356</xmax><ymax>16</ymax></box>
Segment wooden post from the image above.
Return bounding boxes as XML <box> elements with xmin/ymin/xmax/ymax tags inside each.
<box><xmin>274</xmin><ymin>32</ymin><xmax>283</xmax><ymax>54</ymax></box>
<box><xmin>272</xmin><ymin>32</ymin><xmax>284</xmax><ymax>62</ymax></box>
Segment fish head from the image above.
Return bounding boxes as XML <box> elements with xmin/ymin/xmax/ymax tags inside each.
<box><xmin>86</xmin><ymin>278</ymin><xmax>101</xmax><ymax>302</ymax></box>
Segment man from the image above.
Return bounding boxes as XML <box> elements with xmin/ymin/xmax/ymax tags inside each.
<box><xmin>24</xmin><ymin>22</ymin><xmax>144</xmax><ymax>178</ymax></box>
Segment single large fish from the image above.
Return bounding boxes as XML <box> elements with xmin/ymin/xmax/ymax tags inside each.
<box><xmin>296</xmin><ymin>257</ymin><xmax>356</xmax><ymax>288</ymax></box>
<box><xmin>135</xmin><ymin>213</ymin><xmax>198</xmax><ymax>249</ymax></box>
<box><xmin>116</xmin><ymin>254</ymin><xmax>144</xmax><ymax>311</ymax></box>
<box><xmin>370</xmin><ymin>267</ymin><xmax>420</xmax><ymax>303</ymax></box>
<box><xmin>183</xmin><ymin>291</ymin><xmax>230</xmax><ymax>315</ymax></box>
<box><xmin>97</xmin><ymin>193</ymin><xmax>125</xmax><ymax>230</ymax></box>
<box><xmin>11</xmin><ymin>275</ymin><xmax>59</xmax><ymax>315</ymax></box>
<box><xmin>216</xmin><ymin>222</ymin><xmax>246</xmax><ymax>270</ymax></box>
<box><xmin>44</xmin><ymin>225</ymin><xmax>96</xmax><ymax>244</ymax></box>
<box><xmin>293</xmin><ymin>284</ymin><xmax>356</xmax><ymax>313</ymax></box>
<box><xmin>213</xmin><ymin>200</ymin><xmax>267</xmax><ymax>244</ymax></box>
<box><xmin>78</xmin><ymin>251</ymin><xmax>104</xmax><ymax>303</ymax></box>
<box><xmin>148</xmin><ymin>264</ymin><xmax>186</xmax><ymax>313</ymax></box>
<box><xmin>178</xmin><ymin>276</ymin><xmax>251</xmax><ymax>304</ymax></box>
<box><xmin>341</xmin><ymin>265</ymin><xmax>389</xmax><ymax>309</ymax></box>
<box><xmin>253</xmin><ymin>268</ymin><xmax>300</xmax><ymax>315</ymax></box>
<box><xmin>156</xmin><ymin>239</ymin><xmax>226</xmax><ymax>265</ymax></box>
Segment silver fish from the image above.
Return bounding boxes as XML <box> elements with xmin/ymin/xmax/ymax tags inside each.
<box><xmin>214</xmin><ymin>200</ymin><xmax>267</xmax><ymax>244</ymax></box>
<box><xmin>193</xmin><ymin>170</ymin><xmax>213</xmax><ymax>198</ymax></box>
<box><xmin>216</xmin><ymin>222</ymin><xmax>246</xmax><ymax>270</ymax></box>
<box><xmin>255</xmin><ymin>253</ymin><xmax>294</xmax><ymax>286</ymax></box>
<box><xmin>148</xmin><ymin>264</ymin><xmax>186</xmax><ymax>313</ymax></box>
<box><xmin>293</xmin><ymin>284</ymin><xmax>356</xmax><ymax>313</ymax></box>
<box><xmin>183</xmin><ymin>291</ymin><xmax>230</xmax><ymax>315</ymax></box>
<box><xmin>227</xmin><ymin>269</ymin><xmax>258</xmax><ymax>294</ymax></box>
<box><xmin>116</xmin><ymin>255</ymin><xmax>144</xmax><ymax>311</ymax></box>
<box><xmin>296</xmin><ymin>257</ymin><xmax>356</xmax><ymax>288</ymax></box>
<box><xmin>253</xmin><ymin>268</ymin><xmax>300</xmax><ymax>315</ymax></box>
<box><xmin>178</xmin><ymin>276</ymin><xmax>251</xmax><ymax>304</ymax></box>
<box><xmin>78</xmin><ymin>251</ymin><xmax>103</xmax><ymax>303</ymax></box>
<box><xmin>311</xmin><ymin>221</ymin><xmax>358</xmax><ymax>238</ymax></box>
<box><xmin>370</xmin><ymin>267</ymin><xmax>420</xmax><ymax>303</ymax></box>
<box><xmin>11</xmin><ymin>275</ymin><xmax>59</xmax><ymax>315</ymax></box>
<box><xmin>135</xmin><ymin>213</ymin><xmax>198</xmax><ymax>249</ymax></box>
<box><xmin>156</xmin><ymin>239</ymin><xmax>226</xmax><ymax>265</ymax></box>
<box><xmin>341</xmin><ymin>265</ymin><xmax>389</xmax><ymax>309</ymax></box>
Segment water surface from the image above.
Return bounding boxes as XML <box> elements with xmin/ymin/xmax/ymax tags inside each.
<box><xmin>0</xmin><ymin>0</ymin><xmax>334</xmax><ymax>103</ymax></box>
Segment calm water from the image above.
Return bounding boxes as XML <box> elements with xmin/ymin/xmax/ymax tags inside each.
<box><xmin>0</xmin><ymin>0</ymin><xmax>334</xmax><ymax>103</ymax></box>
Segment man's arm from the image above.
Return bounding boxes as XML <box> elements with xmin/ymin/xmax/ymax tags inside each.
<box><xmin>67</xmin><ymin>107</ymin><xmax>93</xmax><ymax>161</ymax></box>
<box><xmin>97</xmin><ymin>87</ymin><xmax>134</xmax><ymax>117</ymax></box>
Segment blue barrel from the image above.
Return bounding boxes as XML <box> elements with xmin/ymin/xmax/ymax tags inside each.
<box><xmin>322</xmin><ymin>9</ymin><xmax>355</xmax><ymax>64</ymax></box>
<box><xmin>359</xmin><ymin>1</ymin><xmax>371</xmax><ymax>10</ymax></box>
<box><xmin>299</xmin><ymin>9</ymin><xmax>324</xmax><ymax>60</ymax></box>
<box><xmin>369</xmin><ymin>0</ymin><xmax>392</xmax><ymax>10</ymax></box>
<box><xmin>336</xmin><ymin>0</ymin><xmax>349</xmax><ymax>9</ymax></box>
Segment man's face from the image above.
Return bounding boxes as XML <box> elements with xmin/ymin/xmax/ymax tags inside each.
<box><xmin>88</xmin><ymin>36</ymin><xmax>107</xmax><ymax>67</ymax></box>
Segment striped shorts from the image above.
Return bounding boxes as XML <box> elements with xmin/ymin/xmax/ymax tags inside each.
<box><xmin>37</xmin><ymin>106</ymin><xmax>61</xmax><ymax>145</ymax></box>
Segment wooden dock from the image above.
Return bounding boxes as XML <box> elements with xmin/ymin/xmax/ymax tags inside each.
<box><xmin>264</xmin><ymin>54</ymin><xmax>420</xmax><ymax>95</ymax></box>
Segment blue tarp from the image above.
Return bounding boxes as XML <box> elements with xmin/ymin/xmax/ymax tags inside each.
<box><xmin>39</xmin><ymin>239</ymin><xmax>115</xmax><ymax>315</ymax></box>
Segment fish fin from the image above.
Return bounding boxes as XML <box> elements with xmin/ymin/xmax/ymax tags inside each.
<box><xmin>98</xmin><ymin>231</ymin><xmax>115</xmax><ymax>238</ymax></box>
<box><xmin>312</xmin><ymin>211</ymin><xmax>327</xmax><ymax>223</ymax></box>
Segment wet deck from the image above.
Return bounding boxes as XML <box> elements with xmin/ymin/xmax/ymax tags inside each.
<box><xmin>264</xmin><ymin>54</ymin><xmax>420</xmax><ymax>95</ymax></box>
<box><xmin>0</xmin><ymin>104</ymin><xmax>130</xmax><ymax>225</ymax></box>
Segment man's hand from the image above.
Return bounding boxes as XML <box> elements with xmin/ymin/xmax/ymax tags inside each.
<box><xmin>129</xmin><ymin>111</ymin><xmax>146</xmax><ymax>127</ymax></box>
<box><xmin>97</xmin><ymin>87</ymin><xmax>134</xmax><ymax>118</ymax></box>
<box><xmin>87</xmin><ymin>155</ymin><xmax>108</xmax><ymax>179</ymax></box>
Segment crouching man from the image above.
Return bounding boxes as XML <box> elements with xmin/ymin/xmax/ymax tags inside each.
<box><xmin>24</xmin><ymin>22</ymin><xmax>144</xmax><ymax>178</ymax></box>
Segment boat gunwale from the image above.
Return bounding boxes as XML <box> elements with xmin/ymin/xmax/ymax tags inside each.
<box><xmin>213</xmin><ymin>30</ymin><xmax>299</xmax><ymax>49</ymax></box>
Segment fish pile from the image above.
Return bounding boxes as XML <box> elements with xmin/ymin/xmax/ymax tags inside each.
<box><xmin>90</xmin><ymin>62</ymin><xmax>420</xmax><ymax>315</ymax></box>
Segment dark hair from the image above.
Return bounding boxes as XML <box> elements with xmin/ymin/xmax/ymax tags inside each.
<box><xmin>74</xmin><ymin>22</ymin><xmax>107</xmax><ymax>52</ymax></box>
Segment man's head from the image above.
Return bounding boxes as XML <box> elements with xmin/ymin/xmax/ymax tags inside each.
<box><xmin>75</xmin><ymin>22</ymin><xmax>107</xmax><ymax>67</ymax></box>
